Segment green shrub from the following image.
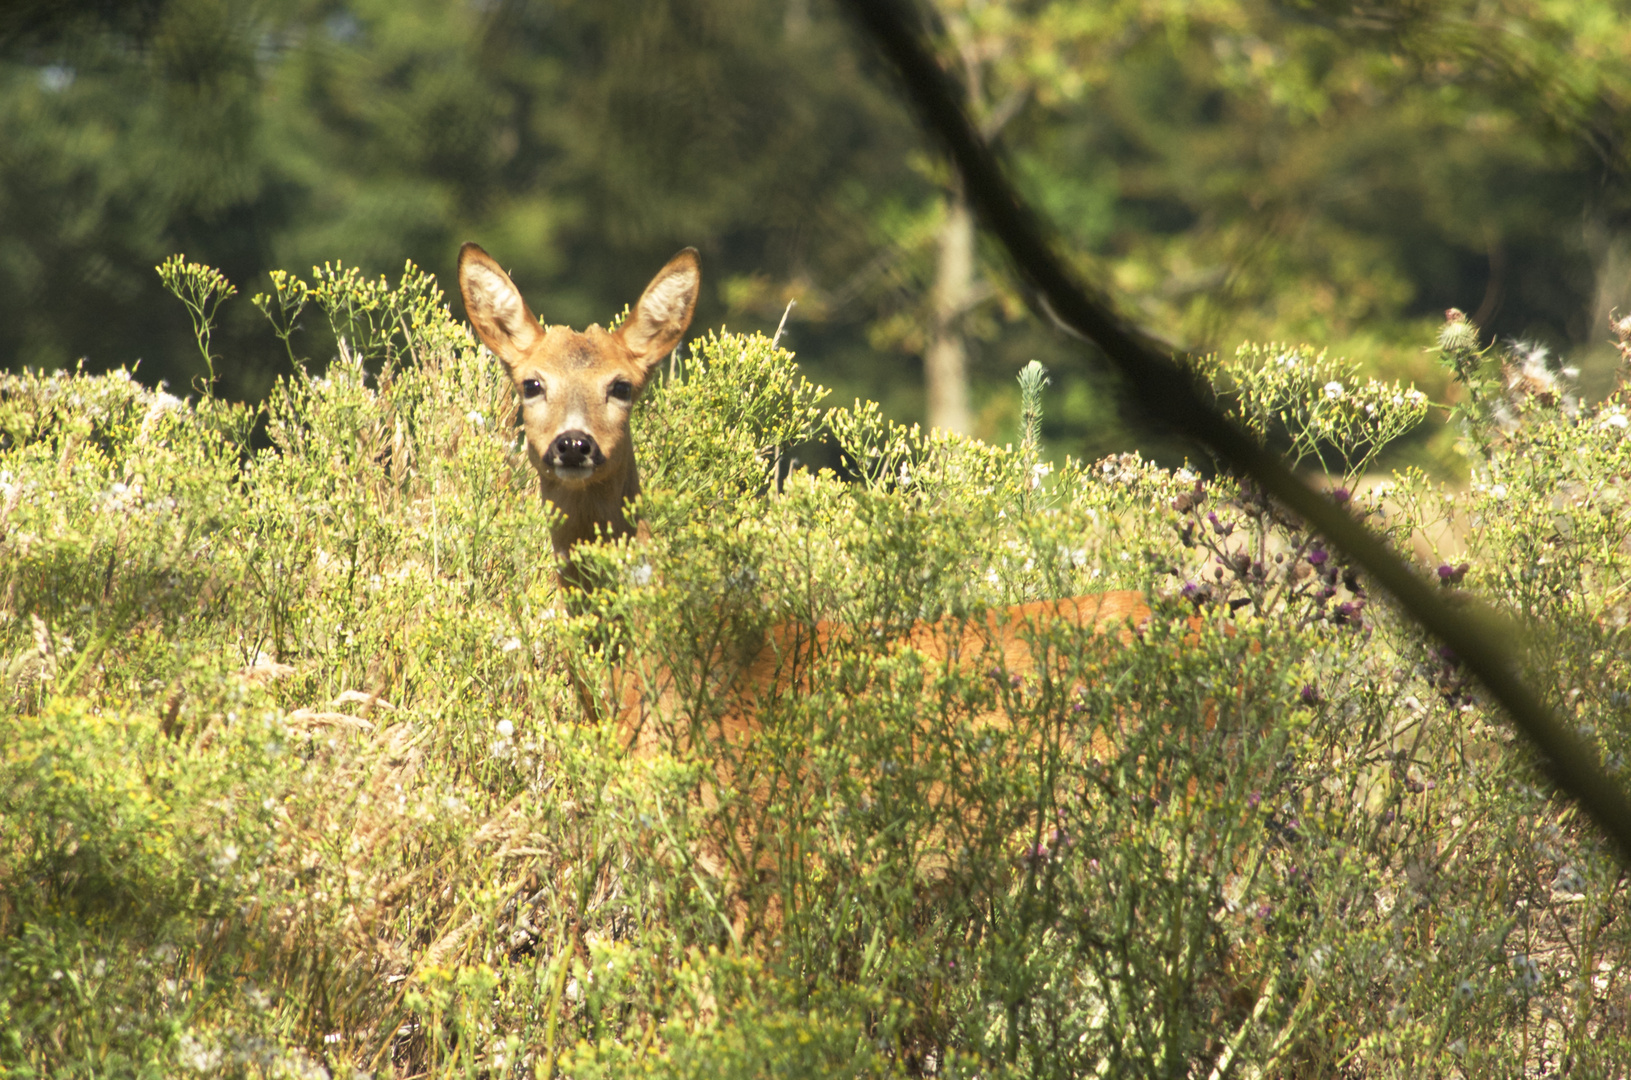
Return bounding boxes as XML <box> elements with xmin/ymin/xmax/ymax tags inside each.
<box><xmin>1</xmin><ymin>265</ymin><xmax>1627</xmax><ymax>1077</ymax></box>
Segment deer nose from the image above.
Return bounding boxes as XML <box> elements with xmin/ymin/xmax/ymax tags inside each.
<box><xmin>549</xmin><ymin>430</ymin><xmax>602</xmax><ymax>469</ymax></box>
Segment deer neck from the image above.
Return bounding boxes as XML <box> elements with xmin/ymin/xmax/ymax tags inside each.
<box><xmin>545</xmin><ymin>455</ymin><xmax>643</xmax><ymax>567</ymax></box>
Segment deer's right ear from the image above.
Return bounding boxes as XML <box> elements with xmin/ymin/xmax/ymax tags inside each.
<box><xmin>458</xmin><ymin>243</ymin><xmax>542</xmax><ymax>371</ymax></box>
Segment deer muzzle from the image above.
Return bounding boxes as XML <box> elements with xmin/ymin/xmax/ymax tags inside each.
<box><xmin>547</xmin><ymin>429</ymin><xmax>605</xmax><ymax>480</ymax></box>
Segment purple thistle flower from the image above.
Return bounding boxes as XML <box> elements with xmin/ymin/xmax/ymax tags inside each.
<box><xmin>1333</xmin><ymin>600</ymin><xmax>1365</xmax><ymax>629</ymax></box>
<box><xmin>1437</xmin><ymin>562</ymin><xmax>1470</xmax><ymax>587</ymax></box>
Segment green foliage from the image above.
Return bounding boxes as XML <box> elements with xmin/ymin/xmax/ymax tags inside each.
<box><xmin>2</xmin><ymin>264</ymin><xmax>1630</xmax><ymax>1077</ymax></box>
<box><xmin>9</xmin><ymin>0</ymin><xmax>1631</xmax><ymax>461</ymax></box>
<box><xmin>0</xmin><ymin>0</ymin><xmax>921</xmax><ymax>407</ymax></box>
<box><xmin>1016</xmin><ymin>360</ymin><xmax>1049</xmax><ymax>456</ymax></box>
<box><xmin>1204</xmin><ymin>342</ymin><xmax>1431</xmax><ymax>475</ymax></box>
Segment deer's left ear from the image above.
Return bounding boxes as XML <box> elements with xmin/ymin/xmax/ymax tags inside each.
<box><xmin>619</xmin><ymin>248</ymin><xmax>700</xmax><ymax>367</ymax></box>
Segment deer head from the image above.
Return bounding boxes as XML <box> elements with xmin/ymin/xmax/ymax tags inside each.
<box><xmin>458</xmin><ymin>243</ymin><xmax>700</xmax><ymax>578</ymax></box>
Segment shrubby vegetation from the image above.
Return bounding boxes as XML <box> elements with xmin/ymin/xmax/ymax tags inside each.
<box><xmin>2</xmin><ymin>262</ymin><xmax>1629</xmax><ymax>1077</ymax></box>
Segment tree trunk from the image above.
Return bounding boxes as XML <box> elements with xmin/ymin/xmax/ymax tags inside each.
<box><xmin>926</xmin><ymin>190</ymin><xmax>975</xmax><ymax>435</ymax></box>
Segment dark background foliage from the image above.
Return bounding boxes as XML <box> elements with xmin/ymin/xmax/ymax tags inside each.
<box><xmin>4</xmin><ymin>0</ymin><xmax>1630</xmax><ymax>462</ymax></box>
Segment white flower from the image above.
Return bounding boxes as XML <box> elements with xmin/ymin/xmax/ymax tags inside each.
<box><xmin>140</xmin><ymin>391</ymin><xmax>184</xmax><ymax>435</ymax></box>
<box><xmin>1490</xmin><ymin>484</ymin><xmax>1508</xmax><ymax>500</ymax></box>
<box><xmin>466</xmin><ymin>410</ymin><xmax>485</xmax><ymax>428</ymax></box>
<box><xmin>497</xmin><ymin>719</ymin><xmax>515</xmax><ymax>738</ymax></box>
<box><xmin>1601</xmin><ymin>411</ymin><xmax>1628</xmax><ymax>430</ymax></box>
<box><xmin>177</xmin><ymin>1035</ymin><xmax>224</xmax><ymax>1073</ymax></box>
<box><xmin>1322</xmin><ymin>381</ymin><xmax>1345</xmax><ymax>399</ymax></box>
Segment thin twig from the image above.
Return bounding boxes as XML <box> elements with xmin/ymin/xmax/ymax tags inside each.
<box><xmin>771</xmin><ymin>298</ymin><xmax>797</xmax><ymax>350</ymax></box>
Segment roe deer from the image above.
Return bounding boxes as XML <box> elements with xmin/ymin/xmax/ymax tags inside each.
<box><xmin>457</xmin><ymin>241</ymin><xmax>700</xmax><ymax>590</ymax></box>
<box><xmin>458</xmin><ymin>244</ymin><xmax>1156</xmax><ymax>917</ymax></box>
<box><xmin>457</xmin><ymin>240</ymin><xmax>1148</xmax><ymax>634</ymax></box>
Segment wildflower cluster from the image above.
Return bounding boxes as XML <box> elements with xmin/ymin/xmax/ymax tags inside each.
<box><xmin>1202</xmin><ymin>341</ymin><xmax>1429</xmax><ymax>474</ymax></box>
<box><xmin>1169</xmin><ymin>473</ymin><xmax>1371</xmax><ymax>634</ymax></box>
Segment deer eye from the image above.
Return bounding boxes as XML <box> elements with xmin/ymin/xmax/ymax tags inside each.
<box><xmin>520</xmin><ymin>378</ymin><xmax>544</xmax><ymax>400</ymax></box>
<box><xmin>608</xmin><ymin>378</ymin><xmax>635</xmax><ymax>402</ymax></box>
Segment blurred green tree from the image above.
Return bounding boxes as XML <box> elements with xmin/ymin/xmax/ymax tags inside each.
<box><xmin>0</xmin><ymin>0</ymin><xmax>920</xmax><ymax>402</ymax></box>
<box><xmin>2</xmin><ymin>0</ymin><xmax>1629</xmax><ymax>463</ymax></box>
<box><xmin>867</xmin><ymin>0</ymin><xmax>1631</xmax><ymax>455</ymax></box>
